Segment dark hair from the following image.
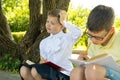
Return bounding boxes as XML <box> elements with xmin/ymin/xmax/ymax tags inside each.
<box><xmin>87</xmin><ymin>5</ymin><xmax>115</xmax><ymax>32</ymax></box>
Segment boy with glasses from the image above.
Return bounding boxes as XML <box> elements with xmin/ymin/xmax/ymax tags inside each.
<box><xmin>70</xmin><ymin>5</ymin><xmax>120</xmax><ymax>80</ymax></box>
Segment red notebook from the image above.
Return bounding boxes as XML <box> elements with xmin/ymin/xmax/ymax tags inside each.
<box><xmin>26</xmin><ymin>60</ymin><xmax>65</xmax><ymax>71</ymax></box>
<box><xmin>43</xmin><ymin>61</ymin><xmax>65</xmax><ymax>71</ymax></box>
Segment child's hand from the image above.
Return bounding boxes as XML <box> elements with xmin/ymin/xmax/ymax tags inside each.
<box><xmin>40</xmin><ymin>57</ymin><xmax>48</xmax><ymax>64</ymax></box>
<box><xmin>59</xmin><ymin>10</ymin><xmax>68</xmax><ymax>25</ymax></box>
<box><xmin>40</xmin><ymin>59</ymin><xmax>48</xmax><ymax>64</ymax></box>
<box><xmin>77</xmin><ymin>54</ymin><xmax>89</xmax><ymax>61</ymax></box>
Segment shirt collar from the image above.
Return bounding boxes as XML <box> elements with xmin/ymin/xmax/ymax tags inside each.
<box><xmin>99</xmin><ymin>30</ymin><xmax>117</xmax><ymax>49</ymax></box>
<box><xmin>49</xmin><ymin>31</ymin><xmax>64</xmax><ymax>38</ymax></box>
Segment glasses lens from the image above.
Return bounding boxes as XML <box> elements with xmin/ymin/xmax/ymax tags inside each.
<box><xmin>87</xmin><ymin>32</ymin><xmax>104</xmax><ymax>41</ymax></box>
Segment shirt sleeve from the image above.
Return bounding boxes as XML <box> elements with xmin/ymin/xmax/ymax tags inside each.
<box><xmin>87</xmin><ymin>39</ymin><xmax>96</xmax><ymax>57</ymax></box>
<box><xmin>39</xmin><ymin>40</ymin><xmax>47</xmax><ymax>58</ymax></box>
<box><xmin>64</xmin><ymin>22</ymin><xmax>82</xmax><ymax>42</ymax></box>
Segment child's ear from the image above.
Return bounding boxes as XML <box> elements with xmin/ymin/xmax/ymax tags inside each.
<box><xmin>62</xmin><ymin>27</ymin><xmax>66</xmax><ymax>33</ymax></box>
<box><xmin>109</xmin><ymin>27</ymin><xmax>114</xmax><ymax>34</ymax></box>
<box><xmin>61</xmin><ymin>25</ymin><xmax>64</xmax><ymax>29</ymax></box>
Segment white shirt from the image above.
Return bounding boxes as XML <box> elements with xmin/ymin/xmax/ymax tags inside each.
<box><xmin>39</xmin><ymin>22</ymin><xmax>82</xmax><ymax>75</ymax></box>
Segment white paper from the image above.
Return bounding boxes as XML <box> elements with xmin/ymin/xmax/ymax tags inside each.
<box><xmin>26</xmin><ymin>60</ymin><xmax>35</xmax><ymax>65</ymax></box>
<box><xmin>69</xmin><ymin>55</ymin><xmax>120</xmax><ymax>72</ymax></box>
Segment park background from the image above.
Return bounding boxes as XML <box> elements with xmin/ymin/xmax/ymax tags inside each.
<box><xmin>0</xmin><ymin>0</ymin><xmax>120</xmax><ymax>73</ymax></box>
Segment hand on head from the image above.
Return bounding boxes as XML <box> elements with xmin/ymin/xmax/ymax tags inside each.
<box><xmin>59</xmin><ymin>10</ymin><xmax>68</xmax><ymax>25</ymax></box>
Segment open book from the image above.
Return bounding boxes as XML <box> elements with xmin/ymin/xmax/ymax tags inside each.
<box><xmin>69</xmin><ymin>53</ymin><xmax>120</xmax><ymax>72</ymax></box>
<box><xmin>26</xmin><ymin>60</ymin><xmax>65</xmax><ymax>71</ymax></box>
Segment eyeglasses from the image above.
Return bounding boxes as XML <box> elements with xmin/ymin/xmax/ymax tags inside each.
<box><xmin>86</xmin><ymin>31</ymin><xmax>108</xmax><ymax>41</ymax></box>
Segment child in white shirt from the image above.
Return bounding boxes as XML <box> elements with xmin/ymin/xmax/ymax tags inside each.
<box><xmin>20</xmin><ymin>9</ymin><xmax>82</xmax><ymax>80</ymax></box>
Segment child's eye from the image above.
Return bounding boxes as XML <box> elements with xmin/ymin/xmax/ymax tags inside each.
<box><xmin>51</xmin><ymin>22</ymin><xmax>55</xmax><ymax>25</ymax></box>
<box><xmin>46</xmin><ymin>20</ymin><xmax>49</xmax><ymax>23</ymax></box>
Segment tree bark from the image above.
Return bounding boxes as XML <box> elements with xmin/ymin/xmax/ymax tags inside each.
<box><xmin>0</xmin><ymin>0</ymin><xmax>16</xmax><ymax>57</ymax></box>
<box><xmin>0</xmin><ymin>1</ymin><xmax>13</xmax><ymax>40</ymax></box>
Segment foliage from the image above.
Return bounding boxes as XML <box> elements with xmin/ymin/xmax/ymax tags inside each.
<box><xmin>68</xmin><ymin>4</ymin><xmax>90</xmax><ymax>49</ymax></box>
<box><xmin>115</xmin><ymin>18</ymin><xmax>120</xmax><ymax>31</ymax></box>
<box><xmin>12</xmin><ymin>31</ymin><xmax>26</xmax><ymax>43</ymax></box>
<box><xmin>2</xmin><ymin>0</ymin><xmax>29</xmax><ymax>32</ymax></box>
<box><xmin>0</xmin><ymin>54</ymin><xmax>21</xmax><ymax>73</ymax></box>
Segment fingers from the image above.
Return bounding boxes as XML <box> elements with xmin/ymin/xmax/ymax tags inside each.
<box><xmin>40</xmin><ymin>59</ymin><xmax>48</xmax><ymax>64</ymax></box>
<box><xmin>40</xmin><ymin>56</ymin><xmax>48</xmax><ymax>63</ymax></box>
<box><xmin>59</xmin><ymin>10</ymin><xmax>68</xmax><ymax>25</ymax></box>
<box><xmin>77</xmin><ymin>54</ymin><xmax>89</xmax><ymax>61</ymax></box>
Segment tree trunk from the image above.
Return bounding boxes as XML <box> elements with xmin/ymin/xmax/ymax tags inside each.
<box><xmin>0</xmin><ymin>1</ymin><xmax>13</xmax><ymax>40</ymax></box>
<box><xmin>0</xmin><ymin>0</ymin><xmax>70</xmax><ymax>63</ymax></box>
<box><xmin>0</xmin><ymin>0</ymin><xmax>16</xmax><ymax>56</ymax></box>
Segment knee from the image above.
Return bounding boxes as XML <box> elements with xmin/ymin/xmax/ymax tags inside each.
<box><xmin>85</xmin><ymin>64</ymin><xmax>95</xmax><ymax>73</ymax></box>
<box><xmin>85</xmin><ymin>64</ymin><xmax>105</xmax><ymax>79</ymax></box>
<box><xmin>85</xmin><ymin>64</ymin><xmax>98</xmax><ymax>75</ymax></box>
<box><xmin>70</xmin><ymin>67</ymin><xmax>84</xmax><ymax>80</ymax></box>
<box><xmin>70</xmin><ymin>67</ymin><xmax>84</xmax><ymax>76</ymax></box>
<box><xmin>31</xmin><ymin>67</ymin><xmax>39</xmax><ymax>78</ymax></box>
<box><xmin>20</xmin><ymin>66</ymin><xmax>29</xmax><ymax>78</ymax></box>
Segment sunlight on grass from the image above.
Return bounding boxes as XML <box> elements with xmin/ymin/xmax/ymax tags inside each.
<box><xmin>12</xmin><ymin>31</ymin><xmax>26</xmax><ymax>42</ymax></box>
<box><xmin>12</xmin><ymin>31</ymin><xmax>26</xmax><ymax>36</ymax></box>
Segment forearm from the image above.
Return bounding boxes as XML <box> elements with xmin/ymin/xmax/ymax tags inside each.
<box><xmin>72</xmin><ymin>49</ymin><xmax>86</xmax><ymax>54</ymax></box>
<box><xmin>64</xmin><ymin>22</ymin><xmax>82</xmax><ymax>37</ymax></box>
<box><xmin>72</xmin><ymin>49</ymin><xmax>89</xmax><ymax>60</ymax></box>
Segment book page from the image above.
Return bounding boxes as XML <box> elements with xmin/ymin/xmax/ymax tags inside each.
<box><xmin>87</xmin><ymin>53</ymin><xmax>108</xmax><ymax>61</ymax></box>
<box><xmin>26</xmin><ymin>60</ymin><xmax>35</xmax><ymax>65</ymax></box>
<box><xmin>88</xmin><ymin>56</ymin><xmax>120</xmax><ymax>72</ymax></box>
<box><xmin>69</xmin><ymin>55</ymin><xmax>120</xmax><ymax>72</ymax></box>
<box><xmin>69</xmin><ymin>58</ymin><xmax>88</xmax><ymax>67</ymax></box>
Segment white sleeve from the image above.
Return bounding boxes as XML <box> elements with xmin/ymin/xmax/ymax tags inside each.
<box><xmin>39</xmin><ymin>40</ymin><xmax>46</xmax><ymax>58</ymax></box>
<box><xmin>64</xmin><ymin>22</ymin><xmax>82</xmax><ymax>42</ymax></box>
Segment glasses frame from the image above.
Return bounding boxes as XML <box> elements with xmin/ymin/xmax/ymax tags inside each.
<box><xmin>86</xmin><ymin>31</ymin><xmax>109</xmax><ymax>41</ymax></box>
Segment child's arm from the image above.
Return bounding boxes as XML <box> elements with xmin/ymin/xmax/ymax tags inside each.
<box><xmin>72</xmin><ymin>49</ymin><xmax>86</xmax><ymax>54</ymax></box>
<box><xmin>59</xmin><ymin>10</ymin><xmax>82</xmax><ymax>40</ymax></box>
<box><xmin>60</xmin><ymin>11</ymin><xmax>82</xmax><ymax>41</ymax></box>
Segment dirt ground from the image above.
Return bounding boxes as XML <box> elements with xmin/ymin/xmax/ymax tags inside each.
<box><xmin>0</xmin><ymin>70</ymin><xmax>21</xmax><ymax>80</ymax></box>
